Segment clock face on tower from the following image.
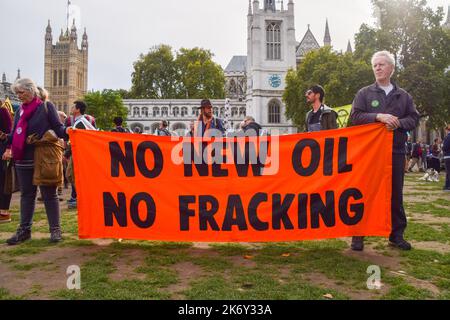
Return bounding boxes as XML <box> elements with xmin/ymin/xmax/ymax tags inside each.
<box><xmin>268</xmin><ymin>74</ymin><xmax>282</xmax><ymax>88</ymax></box>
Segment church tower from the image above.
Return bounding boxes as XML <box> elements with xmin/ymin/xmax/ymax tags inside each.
<box><xmin>246</xmin><ymin>0</ymin><xmax>297</xmax><ymax>134</ymax></box>
<box><xmin>44</xmin><ymin>17</ymin><xmax>88</xmax><ymax>114</ymax></box>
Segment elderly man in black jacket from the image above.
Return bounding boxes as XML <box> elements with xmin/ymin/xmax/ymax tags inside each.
<box><xmin>350</xmin><ymin>50</ymin><xmax>420</xmax><ymax>251</ymax></box>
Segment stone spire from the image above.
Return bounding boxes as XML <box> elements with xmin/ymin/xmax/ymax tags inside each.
<box><xmin>346</xmin><ymin>40</ymin><xmax>353</xmax><ymax>53</ymax></box>
<box><xmin>324</xmin><ymin>19</ymin><xmax>331</xmax><ymax>46</ymax></box>
<box><xmin>16</xmin><ymin>69</ymin><xmax>21</xmax><ymax>81</ymax></box>
<box><xmin>45</xmin><ymin>20</ymin><xmax>53</xmax><ymax>45</ymax></box>
<box><xmin>82</xmin><ymin>28</ymin><xmax>88</xmax><ymax>50</ymax></box>
<box><xmin>2</xmin><ymin>72</ymin><xmax>6</xmax><ymax>83</ymax></box>
<box><xmin>70</xmin><ymin>18</ymin><xmax>77</xmax><ymax>42</ymax></box>
<box><xmin>248</xmin><ymin>0</ymin><xmax>252</xmax><ymax>15</ymax></box>
<box><xmin>264</xmin><ymin>0</ymin><xmax>276</xmax><ymax>12</ymax></box>
<box><xmin>281</xmin><ymin>0</ymin><xmax>284</xmax><ymax>11</ymax></box>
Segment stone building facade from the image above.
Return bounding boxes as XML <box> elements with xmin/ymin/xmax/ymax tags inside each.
<box><xmin>44</xmin><ymin>19</ymin><xmax>88</xmax><ymax>115</ymax></box>
<box><xmin>125</xmin><ymin>0</ymin><xmax>334</xmax><ymax>135</ymax></box>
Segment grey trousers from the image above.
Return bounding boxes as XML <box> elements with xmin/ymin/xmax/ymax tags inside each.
<box><xmin>16</xmin><ymin>165</ymin><xmax>61</xmax><ymax>232</ymax></box>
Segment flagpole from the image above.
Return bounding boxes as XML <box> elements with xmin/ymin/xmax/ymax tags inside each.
<box><xmin>67</xmin><ymin>0</ymin><xmax>71</xmax><ymax>29</ymax></box>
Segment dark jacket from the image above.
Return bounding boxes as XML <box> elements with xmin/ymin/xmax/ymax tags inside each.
<box><xmin>350</xmin><ymin>82</ymin><xmax>420</xmax><ymax>154</ymax></box>
<box><xmin>112</xmin><ymin>126</ymin><xmax>130</xmax><ymax>133</ymax></box>
<box><xmin>411</xmin><ymin>143</ymin><xmax>421</xmax><ymax>158</ymax></box>
<box><xmin>305</xmin><ymin>105</ymin><xmax>338</xmax><ymax>132</ymax></box>
<box><xmin>443</xmin><ymin>133</ymin><xmax>450</xmax><ymax>159</ymax></box>
<box><xmin>243</xmin><ymin>121</ymin><xmax>262</xmax><ymax>136</ymax></box>
<box><xmin>8</xmin><ymin>101</ymin><xmax>67</xmax><ymax>161</ymax></box>
<box><xmin>0</xmin><ymin>107</ymin><xmax>12</xmax><ymax>156</ymax></box>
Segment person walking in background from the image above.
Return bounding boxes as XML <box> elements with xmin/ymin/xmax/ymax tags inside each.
<box><xmin>408</xmin><ymin>141</ymin><xmax>421</xmax><ymax>172</ymax></box>
<box><xmin>350</xmin><ymin>50</ymin><xmax>420</xmax><ymax>252</ymax></box>
<box><xmin>0</xmin><ymin>78</ymin><xmax>68</xmax><ymax>245</ymax></box>
<box><xmin>0</xmin><ymin>100</ymin><xmax>13</xmax><ymax>223</ymax></box>
<box><xmin>429</xmin><ymin>138</ymin><xmax>442</xmax><ymax>174</ymax></box>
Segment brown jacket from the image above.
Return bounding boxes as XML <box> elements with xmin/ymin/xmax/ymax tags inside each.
<box><xmin>27</xmin><ymin>130</ymin><xmax>65</xmax><ymax>186</ymax></box>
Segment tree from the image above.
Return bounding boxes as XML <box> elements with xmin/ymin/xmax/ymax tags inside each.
<box><xmin>354</xmin><ymin>0</ymin><xmax>450</xmax><ymax>128</ymax></box>
<box><xmin>176</xmin><ymin>47</ymin><xmax>225</xmax><ymax>99</ymax></box>
<box><xmin>130</xmin><ymin>45</ymin><xmax>178</xmax><ymax>99</ymax></box>
<box><xmin>130</xmin><ymin>45</ymin><xmax>225</xmax><ymax>99</ymax></box>
<box><xmin>84</xmin><ymin>90</ymin><xmax>128</xmax><ymax>131</ymax></box>
<box><xmin>283</xmin><ymin>47</ymin><xmax>373</xmax><ymax>129</ymax></box>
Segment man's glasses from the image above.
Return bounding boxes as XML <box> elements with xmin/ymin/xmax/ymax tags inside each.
<box><xmin>305</xmin><ymin>90</ymin><xmax>313</xmax><ymax>96</ymax></box>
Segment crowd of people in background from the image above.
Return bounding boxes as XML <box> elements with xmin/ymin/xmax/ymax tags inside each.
<box><xmin>405</xmin><ymin>137</ymin><xmax>445</xmax><ymax>175</ymax></box>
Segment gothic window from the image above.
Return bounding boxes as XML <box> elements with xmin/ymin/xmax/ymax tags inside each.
<box><xmin>191</xmin><ymin>108</ymin><xmax>197</xmax><ymax>116</ymax></box>
<box><xmin>53</xmin><ymin>70</ymin><xmax>57</xmax><ymax>87</ymax></box>
<box><xmin>133</xmin><ymin>107</ymin><xmax>140</xmax><ymax>117</ymax></box>
<box><xmin>220</xmin><ymin>107</ymin><xmax>225</xmax><ymax>117</ymax></box>
<box><xmin>58</xmin><ymin>70</ymin><xmax>63</xmax><ymax>86</ymax></box>
<box><xmin>142</xmin><ymin>107</ymin><xmax>149</xmax><ymax>117</ymax></box>
<box><xmin>213</xmin><ymin>107</ymin><xmax>219</xmax><ymax>117</ymax></box>
<box><xmin>266</xmin><ymin>22</ymin><xmax>281</xmax><ymax>60</ymax></box>
<box><xmin>173</xmin><ymin>107</ymin><xmax>180</xmax><ymax>117</ymax></box>
<box><xmin>153</xmin><ymin>107</ymin><xmax>160</xmax><ymax>117</ymax></box>
<box><xmin>229</xmin><ymin>79</ymin><xmax>237</xmax><ymax>95</ymax></box>
<box><xmin>162</xmin><ymin>107</ymin><xmax>169</xmax><ymax>117</ymax></box>
<box><xmin>239</xmin><ymin>107</ymin><xmax>246</xmax><ymax>117</ymax></box>
<box><xmin>268</xmin><ymin>99</ymin><xmax>281</xmax><ymax>124</ymax></box>
<box><xmin>231</xmin><ymin>107</ymin><xmax>238</xmax><ymax>117</ymax></box>
<box><xmin>64</xmin><ymin>70</ymin><xmax>68</xmax><ymax>86</ymax></box>
<box><xmin>181</xmin><ymin>107</ymin><xmax>188</xmax><ymax>117</ymax></box>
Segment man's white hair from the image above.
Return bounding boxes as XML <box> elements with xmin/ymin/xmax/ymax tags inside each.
<box><xmin>371</xmin><ymin>50</ymin><xmax>396</xmax><ymax>68</ymax></box>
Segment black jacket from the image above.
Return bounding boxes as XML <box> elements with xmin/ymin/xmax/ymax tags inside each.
<box><xmin>243</xmin><ymin>121</ymin><xmax>262</xmax><ymax>136</ymax></box>
<box><xmin>351</xmin><ymin>82</ymin><xmax>420</xmax><ymax>154</ymax></box>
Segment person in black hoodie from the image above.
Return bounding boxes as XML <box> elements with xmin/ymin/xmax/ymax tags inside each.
<box><xmin>443</xmin><ymin>125</ymin><xmax>450</xmax><ymax>191</ymax></box>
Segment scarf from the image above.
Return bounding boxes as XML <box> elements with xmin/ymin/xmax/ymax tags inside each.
<box><xmin>12</xmin><ymin>96</ymin><xmax>42</xmax><ymax>161</ymax></box>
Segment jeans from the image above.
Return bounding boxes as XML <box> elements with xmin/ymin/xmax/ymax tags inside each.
<box><xmin>16</xmin><ymin>165</ymin><xmax>61</xmax><ymax>232</ymax></box>
<box><xmin>445</xmin><ymin>158</ymin><xmax>450</xmax><ymax>190</ymax></box>
<box><xmin>0</xmin><ymin>160</ymin><xmax>12</xmax><ymax>210</ymax></box>
<box><xmin>71</xmin><ymin>183</ymin><xmax>77</xmax><ymax>200</ymax></box>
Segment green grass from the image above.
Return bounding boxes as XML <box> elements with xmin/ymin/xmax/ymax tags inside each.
<box><xmin>1</xmin><ymin>172</ymin><xmax>449</xmax><ymax>300</ymax></box>
<box><xmin>405</xmin><ymin>202</ymin><xmax>450</xmax><ymax>218</ymax></box>
<box><xmin>405</xmin><ymin>222</ymin><xmax>450</xmax><ymax>243</ymax></box>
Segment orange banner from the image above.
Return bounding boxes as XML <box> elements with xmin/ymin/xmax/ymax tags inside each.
<box><xmin>70</xmin><ymin>124</ymin><xmax>393</xmax><ymax>242</ymax></box>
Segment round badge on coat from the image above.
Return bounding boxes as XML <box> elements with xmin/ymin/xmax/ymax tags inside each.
<box><xmin>16</xmin><ymin>127</ymin><xmax>22</xmax><ymax>135</ymax></box>
<box><xmin>371</xmin><ymin>100</ymin><xmax>380</xmax><ymax>108</ymax></box>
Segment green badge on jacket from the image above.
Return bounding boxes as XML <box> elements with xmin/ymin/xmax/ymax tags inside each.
<box><xmin>371</xmin><ymin>100</ymin><xmax>380</xmax><ymax>108</ymax></box>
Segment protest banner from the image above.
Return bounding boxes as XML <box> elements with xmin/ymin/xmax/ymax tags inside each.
<box><xmin>70</xmin><ymin>123</ymin><xmax>392</xmax><ymax>242</ymax></box>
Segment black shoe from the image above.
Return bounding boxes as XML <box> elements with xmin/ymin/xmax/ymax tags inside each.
<box><xmin>50</xmin><ymin>229</ymin><xmax>63</xmax><ymax>243</ymax></box>
<box><xmin>389</xmin><ymin>239</ymin><xmax>412</xmax><ymax>251</ymax></box>
<box><xmin>351</xmin><ymin>236</ymin><xmax>365</xmax><ymax>251</ymax></box>
<box><xmin>6</xmin><ymin>228</ymin><xmax>31</xmax><ymax>246</ymax></box>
